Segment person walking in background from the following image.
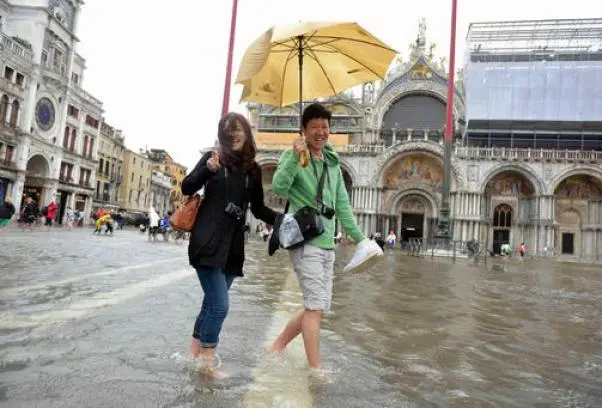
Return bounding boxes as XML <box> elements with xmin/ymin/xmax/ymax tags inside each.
<box><xmin>0</xmin><ymin>197</ymin><xmax>15</xmax><ymax>233</ymax></box>
<box><xmin>182</xmin><ymin>112</ymin><xmax>278</xmax><ymax>378</ymax></box>
<box><xmin>44</xmin><ymin>199</ymin><xmax>58</xmax><ymax>228</ymax></box>
<box><xmin>268</xmin><ymin>103</ymin><xmax>370</xmax><ymax>373</ymax></box>
<box><xmin>20</xmin><ymin>196</ymin><xmax>38</xmax><ymax>231</ymax></box>
<box><xmin>385</xmin><ymin>230</ymin><xmax>397</xmax><ymax>249</ymax></box>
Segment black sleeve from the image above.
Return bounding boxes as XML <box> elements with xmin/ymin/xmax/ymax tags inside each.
<box><xmin>249</xmin><ymin>165</ymin><xmax>278</xmax><ymax>225</ymax></box>
<box><xmin>181</xmin><ymin>151</ymin><xmax>216</xmax><ymax>196</ymax></box>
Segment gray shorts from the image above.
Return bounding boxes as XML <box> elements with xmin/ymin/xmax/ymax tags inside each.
<box><xmin>289</xmin><ymin>244</ymin><xmax>335</xmax><ymax>311</ymax></box>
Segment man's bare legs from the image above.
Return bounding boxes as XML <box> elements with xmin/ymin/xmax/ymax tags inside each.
<box><xmin>270</xmin><ymin>309</ymin><xmax>323</xmax><ymax>369</ymax></box>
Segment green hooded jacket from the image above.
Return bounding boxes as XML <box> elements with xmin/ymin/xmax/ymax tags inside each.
<box><xmin>272</xmin><ymin>143</ymin><xmax>364</xmax><ymax>249</ymax></box>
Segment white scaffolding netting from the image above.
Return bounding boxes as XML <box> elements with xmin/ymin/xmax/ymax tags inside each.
<box><xmin>465</xmin><ymin>60</ymin><xmax>602</xmax><ymax>122</ymax></box>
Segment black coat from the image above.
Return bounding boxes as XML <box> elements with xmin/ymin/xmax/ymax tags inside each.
<box><xmin>182</xmin><ymin>152</ymin><xmax>278</xmax><ymax>276</ymax></box>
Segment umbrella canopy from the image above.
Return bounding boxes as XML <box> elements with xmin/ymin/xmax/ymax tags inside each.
<box><xmin>235</xmin><ymin>21</ymin><xmax>397</xmax><ymax>107</ymax></box>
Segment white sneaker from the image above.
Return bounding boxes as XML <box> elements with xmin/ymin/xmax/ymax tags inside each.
<box><xmin>342</xmin><ymin>239</ymin><xmax>384</xmax><ymax>273</ymax></box>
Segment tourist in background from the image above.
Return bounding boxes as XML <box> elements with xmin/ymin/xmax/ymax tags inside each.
<box><xmin>0</xmin><ymin>197</ymin><xmax>15</xmax><ymax>233</ymax></box>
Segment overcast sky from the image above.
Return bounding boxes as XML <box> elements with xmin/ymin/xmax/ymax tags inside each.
<box><xmin>76</xmin><ymin>0</ymin><xmax>602</xmax><ymax>169</ymax></box>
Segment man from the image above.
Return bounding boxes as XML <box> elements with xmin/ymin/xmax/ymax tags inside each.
<box><xmin>44</xmin><ymin>199</ymin><xmax>59</xmax><ymax>228</ymax></box>
<box><xmin>0</xmin><ymin>197</ymin><xmax>15</xmax><ymax>232</ymax></box>
<box><xmin>269</xmin><ymin>103</ymin><xmax>367</xmax><ymax>371</ymax></box>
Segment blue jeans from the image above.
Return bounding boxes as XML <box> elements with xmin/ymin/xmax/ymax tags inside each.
<box><xmin>193</xmin><ymin>267</ymin><xmax>235</xmax><ymax>348</ymax></box>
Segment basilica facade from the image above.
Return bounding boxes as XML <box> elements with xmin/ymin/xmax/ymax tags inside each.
<box><xmin>249</xmin><ymin>18</ymin><xmax>602</xmax><ymax>262</ymax></box>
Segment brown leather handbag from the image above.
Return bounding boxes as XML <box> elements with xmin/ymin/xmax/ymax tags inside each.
<box><xmin>169</xmin><ymin>193</ymin><xmax>203</xmax><ymax>232</ymax></box>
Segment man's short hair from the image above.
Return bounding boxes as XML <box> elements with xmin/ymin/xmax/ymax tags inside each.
<box><xmin>302</xmin><ymin>103</ymin><xmax>332</xmax><ymax>128</ymax></box>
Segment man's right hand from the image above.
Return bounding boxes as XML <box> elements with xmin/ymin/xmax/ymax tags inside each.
<box><xmin>293</xmin><ymin>136</ymin><xmax>307</xmax><ymax>156</ymax></box>
<box><xmin>293</xmin><ymin>136</ymin><xmax>310</xmax><ymax>167</ymax></box>
<box><xmin>206</xmin><ymin>151</ymin><xmax>221</xmax><ymax>172</ymax></box>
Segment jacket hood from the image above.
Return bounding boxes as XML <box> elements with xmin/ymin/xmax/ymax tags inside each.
<box><xmin>322</xmin><ymin>143</ymin><xmax>340</xmax><ymax>166</ymax></box>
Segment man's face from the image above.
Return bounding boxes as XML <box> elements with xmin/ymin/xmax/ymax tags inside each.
<box><xmin>303</xmin><ymin>118</ymin><xmax>329</xmax><ymax>151</ymax></box>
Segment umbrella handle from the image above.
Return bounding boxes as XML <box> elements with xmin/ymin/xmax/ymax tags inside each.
<box><xmin>299</xmin><ymin>150</ymin><xmax>310</xmax><ymax>167</ymax></box>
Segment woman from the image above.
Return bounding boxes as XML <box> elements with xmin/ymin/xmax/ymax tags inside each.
<box><xmin>182</xmin><ymin>112</ymin><xmax>278</xmax><ymax>377</ymax></box>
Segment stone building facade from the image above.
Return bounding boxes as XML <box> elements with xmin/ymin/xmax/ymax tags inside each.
<box><xmin>0</xmin><ymin>0</ymin><xmax>104</xmax><ymax>223</ymax></box>
<box><xmin>247</xmin><ymin>18</ymin><xmax>602</xmax><ymax>262</ymax></box>
<box><xmin>92</xmin><ymin>121</ymin><xmax>125</xmax><ymax>212</ymax></box>
<box><xmin>119</xmin><ymin>149</ymin><xmax>153</xmax><ymax>214</ymax></box>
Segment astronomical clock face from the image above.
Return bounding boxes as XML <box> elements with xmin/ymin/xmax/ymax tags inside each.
<box><xmin>48</xmin><ymin>0</ymin><xmax>75</xmax><ymax>30</ymax></box>
<box><xmin>35</xmin><ymin>98</ymin><xmax>56</xmax><ymax>131</ymax></box>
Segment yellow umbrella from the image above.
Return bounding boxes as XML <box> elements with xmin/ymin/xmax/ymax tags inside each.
<box><xmin>236</xmin><ymin>21</ymin><xmax>396</xmax><ymax>107</ymax></box>
<box><xmin>235</xmin><ymin>21</ymin><xmax>396</xmax><ymax>166</ymax></box>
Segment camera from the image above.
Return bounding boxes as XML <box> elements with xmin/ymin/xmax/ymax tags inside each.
<box><xmin>318</xmin><ymin>204</ymin><xmax>335</xmax><ymax>220</ymax></box>
<box><xmin>225</xmin><ymin>202</ymin><xmax>245</xmax><ymax>221</ymax></box>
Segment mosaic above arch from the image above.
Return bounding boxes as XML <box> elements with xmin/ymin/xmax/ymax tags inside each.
<box><xmin>554</xmin><ymin>175</ymin><xmax>602</xmax><ymax>199</ymax></box>
<box><xmin>384</xmin><ymin>154</ymin><xmax>443</xmax><ymax>191</ymax></box>
<box><xmin>484</xmin><ymin>171</ymin><xmax>535</xmax><ymax>197</ymax></box>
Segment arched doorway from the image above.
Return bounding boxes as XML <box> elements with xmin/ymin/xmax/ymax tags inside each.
<box><xmin>491</xmin><ymin>204</ymin><xmax>512</xmax><ymax>254</ymax></box>
<box><xmin>484</xmin><ymin>170</ymin><xmax>535</xmax><ymax>254</ymax></box>
<box><xmin>24</xmin><ymin>155</ymin><xmax>51</xmax><ymax>206</ymax></box>
<box><xmin>382</xmin><ymin>152</ymin><xmax>445</xmax><ymax>242</ymax></box>
<box><xmin>396</xmin><ymin>194</ymin><xmax>434</xmax><ymax>242</ymax></box>
<box><xmin>553</xmin><ymin>174</ymin><xmax>602</xmax><ymax>258</ymax></box>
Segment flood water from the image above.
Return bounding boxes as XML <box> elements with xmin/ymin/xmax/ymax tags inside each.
<box><xmin>1</xmin><ymin>231</ymin><xmax>602</xmax><ymax>407</ymax></box>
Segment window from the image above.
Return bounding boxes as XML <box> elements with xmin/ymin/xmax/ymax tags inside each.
<box><xmin>15</xmin><ymin>73</ymin><xmax>24</xmax><ymax>86</ymax></box>
<box><xmin>130</xmin><ymin>172</ymin><xmax>134</xmax><ymax>182</ymax></box>
<box><xmin>493</xmin><ymin>204</ymin><xmax>512</xmax><ymax>228</ymax></box>
<box><xmin>129</xmin><ymin>190</ymin><xmax>133</xmax><ymax>203</ymax></box>
<box><xmin>53</xmin><ymin>49</ymin><xmax>63</xmax><ymax>69</ymax></box>
<box><xmin>85</xmin><ymin>115</ymin><xmax>99</xmax><ymax>129</ymax></box>
<box><xmin>60</xmin><ymin>162</ymin><xmax>73</xmax><ymax>182</ymax></box>
<box><xmin>67</xmin><ymin>104</ymin><xmax>79</xmax><ymax>118</ymax></box>
<box><xmin>98</xmin><ymin>158</ymin><xmax>104</xmax><ymax>174</ymax></box>
<box><xmin>133</xmin><ymin>157</ymin><xmax>136</xmax><ymax>165</ymax></box>
<box><xmin>5</xmin><ymin>145</ymin><xmax>14</xmax><ymax>163</ymax></box>
<box><xmin>0</xmin><ymin>95</ymin><xmax>8</xmax><ymax>123</ymax></box>
<box><xmin>83</xmin><ymin>135</ymin><xmax>89</xmax><ymax>156</ymax></box>
<box><xmin>41</xmin><ymin>50</ymin><xmax>48</xmax><ymax>66</ymax></box>
<box><xmin>71</xmin><ymin>73</ymin><xmax>79</xmax><ymax>85</ymax></box>
<box><xmin>4</xmin><ymin>66</ymin><xmax>14</xmax><ymax>80</ymax></box>
<box><xmin>63</xmin><ymin>127</ymin><xmax>70</xmax><ymax>148</ymax></box>
<box><xmin>104</xmin><ymin>160</ymin><xmax>109</xmax><ymax>176</ymax></box>
<box><xmin>87</xmin><ymin>138</ymin><xmax>95</xmax><ymax>158</ymax></box>
<box><xmin>70</xmin><ymin>129</ymin><xmax>76</xmax><ymax>151</ymax></box>
<box><xmin>9</xmin><ymin>100</ymin><xmax>19</xmax><ymax>127</ymax></box>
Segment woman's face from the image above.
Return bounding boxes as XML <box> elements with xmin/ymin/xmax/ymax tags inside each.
<box><xmin>231</xmin><ymin>121</ymin><xmax>246</xmax><ymax>151</ymax></box>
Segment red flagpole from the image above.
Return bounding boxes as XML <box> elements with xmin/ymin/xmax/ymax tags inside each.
<box><xmin>444</xmin><ymin>0</ymin><xmax>458</xmax><ymax>142</ymax></box>
<box><xmin>221</xmin><ymin>0</ymin><xmax>239</xmax><ymax>117</ymax></box>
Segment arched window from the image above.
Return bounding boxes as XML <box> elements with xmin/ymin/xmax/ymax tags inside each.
<box><xmin>493</xmin><ymin>204</ymin><xmax>512</xmax><ymax>228</ymax></box>
<box><xmin>70</xmin><ymin>129</ymin><xmax>77</xmax><ymax>151</ymax></box>
<box><xmin>63</xmin><ymin>127</ymin><xmax>70</xmax><ymax>148</ymax></box>
<box><xmin>0</xmin><ymin>95</ymin><xmax>8</xmax><ymax>123</ymax></box>
<box><xmin>9</xmin><ymin>100</ymin><xmax>19</xmax><ymax>127</ymax></box>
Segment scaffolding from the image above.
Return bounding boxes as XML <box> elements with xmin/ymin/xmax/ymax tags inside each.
<box><xmin>463</xmin><ymin>18</ymin><xmax>602</xmax><ymax>149</ymax></box>
<box><xmin>466</xmin><ymin>18</ymin><xmax>602</xmax><ymax>56</ymax></box>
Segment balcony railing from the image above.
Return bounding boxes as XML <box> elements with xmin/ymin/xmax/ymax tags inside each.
<box><xmin>257</xmin><ymin>143</ymin><xmax>385</xmax><ymax>154</ymax></box>
<box><xmin>74</xmin><ymin>86</ymin><xmax>103</xmax><ymax>109</ymax></box>
<box><xmin>0</xmin><ymin>33</ymin><xmax>33</xmax><ymax>60</ymax></box>
<box><xmin>257</xmin><ymin>115</ymin><xmax>362</xmax><ymax>133</ymax></box>
<box><xmin>455</xmin><ymin>146</ymin><xmax>602</xmax><ymax>161</ymax></box>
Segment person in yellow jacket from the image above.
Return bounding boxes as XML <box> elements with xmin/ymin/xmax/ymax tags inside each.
<box><xmin>94</xmin><ymin>213</ymin><xmax>113</xmax><ymax>235</ymax></box>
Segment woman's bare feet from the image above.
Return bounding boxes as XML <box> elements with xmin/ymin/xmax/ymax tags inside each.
<box><xmin>265</xmin><ymin>340</ymin><xmax>286</xmax><ymax>356</ymax></box>
<box><xmin>190</xmin><ymin>338</ymin><xmax>202</xmax><ymax>358</ymax></box>
<box><xmin>197</xmin><ymin>347</ymin><xmax>229</xmax><ymax>379</ymax></box>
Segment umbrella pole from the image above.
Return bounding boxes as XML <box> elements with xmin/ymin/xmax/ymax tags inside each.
<box><xmin>297</xmin><ymin>35</ymin><xmax>309</xmax><ymax>167</ymax></box>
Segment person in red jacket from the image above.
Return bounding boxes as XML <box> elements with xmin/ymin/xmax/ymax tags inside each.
<box><xmin>45</xmin><ymin>200</ymin><xmax>59</xmax><ymax>227</ymax></box>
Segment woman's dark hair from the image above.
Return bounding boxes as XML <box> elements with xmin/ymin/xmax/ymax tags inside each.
<box><xmin>217</xmin><ymin>112</ymin><xmax>256</xmax><ymax>172</ymax></box>
<box><xmin>302</xmin><ymin>103</ymin><xmax>332</xmax><ymax>128</ymax></box>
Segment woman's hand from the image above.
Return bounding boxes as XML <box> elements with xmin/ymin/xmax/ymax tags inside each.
<box><xmin>206</xmin><ymin>151</ymin><xmax>221</xmax><ymax>172</ymax></box>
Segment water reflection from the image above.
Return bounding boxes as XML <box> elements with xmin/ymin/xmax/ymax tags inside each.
<box><xmin>245</xmin><ymin>245</ymin><xmax>602</xmax><ymax>407</ymax></box>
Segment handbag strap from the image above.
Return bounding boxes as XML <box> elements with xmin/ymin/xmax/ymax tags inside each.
<box><xmin>283</xmin><ymin>156</ymin><xmax>328</xmax><ymax>214</ymax></box>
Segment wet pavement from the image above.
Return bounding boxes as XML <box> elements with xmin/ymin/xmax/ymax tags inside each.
<box><xmin>1</xmin><ymin>228</ymin><xmax>602</xmax><ymax>407</ymax></box>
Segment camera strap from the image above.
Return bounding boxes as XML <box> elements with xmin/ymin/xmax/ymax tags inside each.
<box><xmin>283</xmin><ymin>155</ymin><xmax>328</xmax><ymax>214</ymax></box>
<box><xmin>310</xmin><ymin>156</ymin><xmax>330</xmax><ymax>210</ymax></box>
